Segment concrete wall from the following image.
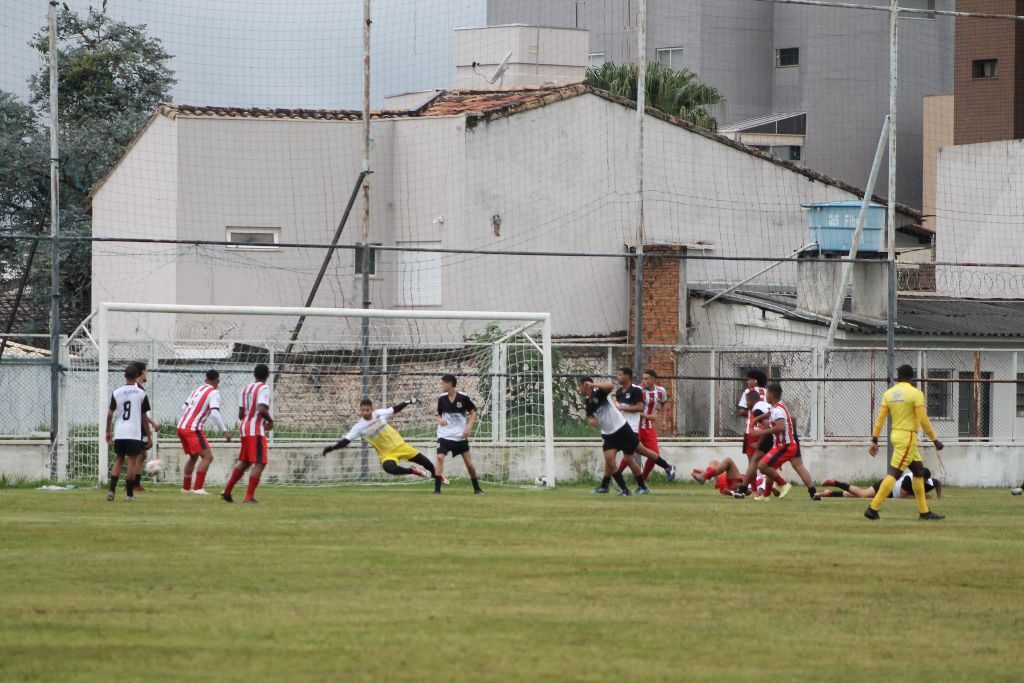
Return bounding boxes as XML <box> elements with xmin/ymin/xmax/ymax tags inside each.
<box><xmin>935</xmin><ymin>138</ymin><xmax>1024</xmax><ymax>296</ymax></box>
<box><xmin>91</xmin><ymin>115</ymin><xmax>179</xmax><ymax>339</ymax></box>
<box><xmin>6</xmin><ymin>439</ymin><xmax>1021</xmax><ymax>487</ymax></box>
<box><xmin>922</xmin><ymin>94</ymin><xmax>954</xmax><ymax>233</ymax></box>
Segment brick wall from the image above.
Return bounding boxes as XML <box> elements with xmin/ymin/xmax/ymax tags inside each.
<box><xmin>954</xmin><ymin>0</ymin><xmax>1024</xmax><ymax>145</ymax></box>
<box><xmin>628</xmin><ymin>244</ymin><xmax>684</xmax><ymax>434</ymax></box>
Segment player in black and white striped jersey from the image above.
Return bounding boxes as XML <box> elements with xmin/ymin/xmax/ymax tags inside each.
<box><xmin>435</xmin><ymin>374</ymin><xmax>483</xmax><ymax>495</ymax></box>
<box><xmin>104</xmin><ymin>364</ymin><xmax>153</xmax><ymax>501</ymax></box>
<box><xmin>578</xmin><ymin>375</ymin><xmax>650</xmax><ymax>496</ymax></box>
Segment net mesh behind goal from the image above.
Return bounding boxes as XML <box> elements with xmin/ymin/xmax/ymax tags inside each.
<box><xmin>63</xmin><ymin>305</ymin><xmax>554</xmax><ymax>487</ymax></box>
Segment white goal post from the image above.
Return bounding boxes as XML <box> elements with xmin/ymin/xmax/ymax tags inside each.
<box><xmin>71</xmin><ymin>303</ymin><xmax>555</xmax><ymax>487</ymax></box>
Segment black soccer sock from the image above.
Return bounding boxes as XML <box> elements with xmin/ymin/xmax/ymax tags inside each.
<box><xmin>434</xmin><ymin>476</ymin><xmax>442</xmax><ymax>493</ymax></box>
<box><xmin>382</xmin><ymin>461</ymin><xmax>413</xmax><ymax>476</ymax></box>
<box><xmin>655</xmin><ymin>457</ymin><xmax>671</xmax><ymax>470</ymax></box>
<box><xmin>807</xmin><ymin>486</ymin><xmax>817</xmax><ymax>498</ymax></box>
<box><xmin>134</xmin><ymin>474</ymin><xmax>142</xmax><ymax>487</ymax></box>
<box><xmin>126</xmin><ymin>477</ymin><xmax>135</xmax><ymax>498</ymax></box>
<box><xmin>634</xmin><ymin>473</ymin><xmax>648</xmax><ymax>490</ymax></box>
<box><xmin>410</xmin><ymin>454</ymin><xmax>436</xmax><ymax>475</ymax></box>
<box><xmin>471</xmin><ymin>477</ymin><xmax>482</xmax><ymax>492</ymax></box>
<box><xmin>836</xmin><ymin>481</ymin><xmax>851</xmax><ymax>492</ymax></box>
<box><xmin>612</xmin><ymin>472</ymin><xmax>628</xmax><ymax>491</ymax></box>
<box><xmin>600</xmin><ymin>476</ymin><xmax>611</xmax><ymax>489</ymax></box>
<box><xmin>108</xmin><ymin>475</ymin><xmax>119</xmax><ymax>493</ymax></box>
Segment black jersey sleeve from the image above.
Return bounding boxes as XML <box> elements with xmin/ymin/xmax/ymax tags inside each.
<box><xmin>142</xmin><ymin>395</ymin><xmax>151</xmax><ymax>413</ymax></box>
<box><xmin>586</xmin><ymin>389</ymin><xmax>607</xmax><ymax>416</ymax></box>
<box><xmin>625</xmin><ymin>386</ymin><xmax>643</xmax><ymax>405</ymax></box>
<box><xmin>437</xmin><ymin>396</ymin><xmax>445</xmax><ymax>416</ymax></box>
<box><xmin>109</xmin><ymin>394</ymin><xmax>116</xmax><ymax>411</ymax></box>
<box><xmin>463</xmin><ymin>394</ymin><xmax>477</xmax><ymax>412</ymax></box>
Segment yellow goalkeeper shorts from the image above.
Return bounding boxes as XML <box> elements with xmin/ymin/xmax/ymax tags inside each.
<box><xmin>376</xmin><ymin>441</ymin><xmax>420</xmax><ymax>464</ymax></box>
<box><xmin>889</xmin><ymin>430</ymin><xmax>921</xmax><ymax>470</ymax></box>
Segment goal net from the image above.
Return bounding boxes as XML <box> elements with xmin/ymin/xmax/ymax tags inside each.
<box><xmin>62</xmin><ymin>303</ymin><xmax>555</xmax><ymax>487</ymax></box>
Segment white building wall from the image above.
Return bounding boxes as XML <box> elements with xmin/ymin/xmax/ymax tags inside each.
<box><xmin>935</xmin><ymin>139</ymin><xmax>1024</xmax><ymax>297</ymax></box>
<box><xmin>91</xmin><ymin>115</ymin><xmax>179</xmax><ymax>340</ymax></box>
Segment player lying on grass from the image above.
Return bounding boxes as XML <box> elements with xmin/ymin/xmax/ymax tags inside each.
<box><xmin>322</xmin><ymin>398</ymin><xmax>441</xmax><ymax>484</ymax></box>
<box><xmin>691</xmin><ymin>457</ymin><xmax>782</xmax><ymax>499</ymax></box>
<box><xmin>578</xmin><ymin>376</ymin><xmax>650</xmax><ymax>496</ymax></box>
<box><xmin>813</xmin><ymin>470</ymin><xmax>942</xmax><ymax>500</ymax></box>
<box><xmin>750</xmin><ymin>383</ymin><xmax>818</xmax><ymax>500</ymax></box>
<box><xmin>865</xmin><ymin>364</ymin><xmax>945</xmax><ymax>521</ymax></box>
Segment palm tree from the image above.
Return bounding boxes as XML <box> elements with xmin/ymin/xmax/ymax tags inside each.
<box><xmin>585</xmin><ymin>61</ymin><xmax>725</xmax><ymax>131</ymax></box>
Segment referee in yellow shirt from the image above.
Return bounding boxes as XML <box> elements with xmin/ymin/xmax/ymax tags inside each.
<box><xmin>865</xmin><ymin>364</ymin><xmax>945</xmax><ymax>521</ymax></box>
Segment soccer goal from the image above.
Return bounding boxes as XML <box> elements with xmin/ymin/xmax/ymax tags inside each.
<box><xmin>62</xmin><ymin>303</ymin><xmax>556</xmax><ymax>487</ymax></box>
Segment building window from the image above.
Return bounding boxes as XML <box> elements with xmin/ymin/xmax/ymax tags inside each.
<box><xmin>925</xmin><ymin>370</ymin><xmax>952</xmax><ymax>419</ymax></box>
<box><xmin>655</xmin><ymin>47</ymin><xmax>685</xmax><ymax>70</ymax></box>
<box><xmin>397</xmin><ymin>242</ymin><xmax>442</xmax><ymax>307</ymax></box>
<box><xmin>776</xmin><ymin>47</ymin><xmax>799</xmax><ymax>68</ymax></box>
<box><xmin>225</xmin><ymin>226</ymin><xmax>280</xmax><ymax>250</ymax></box>
<box><xmin>588</xmin><ymin>53</ymin><xmax>606</xmax><ymax>69</ymax></box>
<box><xmin>973</xmin><ymin>59</ymin><xmax>998</xmax><ymax>79</ymax></box>
<box><xmin>1016</xmin><ymin>373</ymin><xmax>1024</xmax><ymax>417</ymax></box>
<box><xmin>788</xmin><ymin>145</ymin><xmax>802</xmax><ymax>162</ymax></box>
<box><xmin>354</xmin><ymin>243</ymin><xmax>381</xmax><ymax>275</ymax></box>
<box><xmin>899</xmin><ymin>0</ymin><xmax>936</xmax><ymax>19</ymax></box>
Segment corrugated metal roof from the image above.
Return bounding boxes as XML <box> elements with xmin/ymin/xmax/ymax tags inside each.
<box><xmin>692</xmin><ymin>288</ymin><xmax>1024</xmax><ymax>338</ymax></box>
<box><xmin>719</xmin><ymin>112</ymin><xmax>806</xmax><ymax>133</ymax></box>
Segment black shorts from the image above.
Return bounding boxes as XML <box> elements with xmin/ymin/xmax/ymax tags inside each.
<box><xmin>602</xmin><ymin>424</ymin><xmax>639</xmax><ymax>455</ymax></box>
<box><xmin>114</xmin><ymin>439</ymin><xmax>145</xmax><ymax>457</ymax></box>
<box><xmin>437</xmin><ymin>438</ymin><xmax>470</xmax><ymax>456</ymax></box>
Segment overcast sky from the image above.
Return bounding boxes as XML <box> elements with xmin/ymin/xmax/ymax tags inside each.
<box><xmin>1</xmin><ymin>0</ymin><xmax>486</xmax><ymax>109</ymax></box>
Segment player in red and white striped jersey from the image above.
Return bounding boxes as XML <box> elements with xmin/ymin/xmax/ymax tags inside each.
<box><xmin>750</xmin><ymin>383</ymin><xmax>818</xmax><ymax>500</ymax></box>
<box><xmin>632</xmin><ymin>369</ymin><xmax>676</xmax><ymax>481</ymax></box>
<box><xmin>177</xmin><ymin>369</ymin><xmax>231</xmax><ymax>495</ymax></box>
<box><xmin>734</xmin><ymin>389</ymin><xmax>787</xmax><ymax>499</ymax></box>
<box><xmin>221</xmin><ymin>364</ymin><xmax>274</xmax><ymax>504</ymax></box>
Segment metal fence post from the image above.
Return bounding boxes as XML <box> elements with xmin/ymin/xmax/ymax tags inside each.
<box><xmin>709</xmin><ymin>350</ymin><xmax>717</xmax><ymax>441</ymax></box>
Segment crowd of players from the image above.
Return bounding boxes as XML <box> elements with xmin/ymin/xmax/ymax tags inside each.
<box><xmin>103</xmin><ymin>360</ymin><xmax>1023</xmax><ymax>514</ymax></box>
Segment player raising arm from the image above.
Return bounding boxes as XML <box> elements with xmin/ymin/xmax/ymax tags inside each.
<box><xmin>865</xmin><ymin>364</ymin><xmax>945</xmax><ymax>521</ymax></box>
<box><xmin>578</xmin><ymin>375</ymin><xmax>650</xmax><ymax>496</ymax></box>
<box><xmin>323</xmin><ymin>398</ymin><xmax>441</xmax><ymax>485</ymax></box>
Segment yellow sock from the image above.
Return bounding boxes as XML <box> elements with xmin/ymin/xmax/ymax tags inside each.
<box><xmin>912</xmin><ymin>476</ymin><xmax>929</xmax><ymax>514</ymax></box>
<box><xmin>870</xmin><ymin>475</ymin><xmax>897</xmax><ymax>511</ymax></box>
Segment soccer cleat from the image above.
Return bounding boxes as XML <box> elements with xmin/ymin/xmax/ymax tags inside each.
<box><xmin>409</xmin><ymin>466</ymin><xmax>431</xmax><ymax>480</ymax></box>
<box><xmin>690</xmin><ymin>469</ymin><xmax>706</xmax><ymax>484</ymax></box>
<box><xmin>822</xmin><ymin>479</ymin><xmax>838</xmax><ymax>487</ymax></box>
<box><xmin>243</xmin><ymin>498</ymin><xmax>259</xmax><ymax>505</ymax></box>
<box><xmin>776</xmin><ymin>483</ymin><xmax>793</xmax><ymax>499</ymax></box>
<box><xmin>812</xmin><ymin>493</ymin><xmax>824</xmax><ymax>501</ymax></box>
<box><xmin>106</xmin><ymin>491</ymin><xmax>115</xmax><ymax>502</ymax></box>
<box><xmin>616</xmin><ymin>488</ymin><xmax>632</xmax><ymax>496</ymax></box>
<box><xmin>191</xmin><ymin>488</ymin><xmax>210</xmax><ymax>495</ymax></box>
<box><xmin>666</xmin><ymin>465</ymin><xmax>677</xmax><ymax>482</ymax></box>
<box><xmin>919</xmin><ymin>511</ymin><xmax>944</xmax><ymax>520</ymax></box>
<box><xmin>134</xmin><ymin>486</ymin><xmax>146</xmax><ymax>493</ymax></box>
<box><xmin>125</xmin><ymin>496</ymin><xmax>136</xmax><ymax>503</ymax></box>
<box><xmin>592</xmin><ymin>486</ymin><xmax>610</xmax><ymax>494</ymax></box>
<box><xmin>474</xmin><ymin>489</ymin><xmax>485</xmax><ymax>495</ymax></box>
<box><xmin>729</xmin><ymin>489</ymin><xmax>746</xmax><ymax>499</ymax></box>
<box><xmin>864</xmin><ymin>507</ymin><xmax>880</xmax><ymax>520</ymax></box>
<box><xmin>634</xmin><ymin>487</ymin><xmax>650</xmax><ymax>496</ymax></box>
<box><xmin>1011</xmin><ymin>487</ymin><xmax>1023</xmax><ymax>496</ymax></box>
<box><xmin>752</xmin><ymin>494</ymin><xmax>768</xmax><ymax>501</ymax></box>
<box><xmin>439</xmin><ymin>475</ymin><xmax>450</xmax><ymax>486</ymax></box>
<box><xmin>180</xmin><ymin>488</ymin><xmax>191</xmax><ymax>494</ymax></box>
<box><xmin>220</xmin><ymin>491</ymin><xmax>234</xmax><ymax>503</ymax></box>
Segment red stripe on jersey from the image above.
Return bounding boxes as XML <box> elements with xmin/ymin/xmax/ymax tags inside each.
<box><xmin>639</xmin><ymin>386</ymin><xmax>665</xmax><ymax>430</ymax></box>
<box><xmin>177</xmin><ymin>384</ymin><xmax>215</xmax><ymax>431</ymax></box>
<box><xmin>772</xmin><ymin>401</ymin><xmax>797</xmax><ymax>447</ymax></box>
<box><xmin>241</xmin><ymin>382</ymin><xmax>266</xmax><ymax>438</ymax></box>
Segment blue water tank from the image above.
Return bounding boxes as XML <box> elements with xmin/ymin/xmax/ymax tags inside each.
<box><xmin>803</xmin><ymin>201</ymin><xmax>885</xmax><ymax>253</ymax></box>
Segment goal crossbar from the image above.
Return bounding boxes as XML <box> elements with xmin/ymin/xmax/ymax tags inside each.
<box><xmin>92</xmin><ymin>303</ymin><xmax>556</xmax><ymax>487</ymax></box>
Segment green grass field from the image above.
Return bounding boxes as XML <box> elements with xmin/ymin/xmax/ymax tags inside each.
<box><xmin>1</xmin><ymin>483</ymin><xmax>1022</xmax><ymax>682</ymax></box>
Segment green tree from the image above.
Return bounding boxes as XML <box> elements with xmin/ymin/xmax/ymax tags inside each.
<box><xmin>0</xmin><ymin>2</ymin><xmax>175</xmax><ymax>335</ymax></box>
<box><xmin>585</xmin><ymin>61</ymin><xmax>724</xmax><ymax>131</ymax></box>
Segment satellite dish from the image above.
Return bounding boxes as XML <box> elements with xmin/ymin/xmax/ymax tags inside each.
<box><xmin>486</xmin><ymin>51</ymin><xmax>513</xmax><ymax>84</ymax></box>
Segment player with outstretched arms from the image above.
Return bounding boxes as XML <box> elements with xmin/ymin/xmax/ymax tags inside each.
<box><xmin>104</xmin><ymin>364</ymin><xmax>153</xmax><ymax>502</ymax></box>
<box><xmin>613</xmin><ymin>367</ymin><xmax>675</xmax><ymax>483</ymax></box>
<box><xmin>750</xmin><ymin>383</ymin><xmax>818</xmax><ymax>500</ymax></box>
<box><xmin>177</xmin><ymin>369</ymin><xmax>231</xmax><ymax>495</ymax></box>
<box><xmin>435</xmin><ymin>374</ymin><xmax>483</xmax><ymax>495</ymax></box>
<box><xmin>864</xmin><ymin>364</ymin><xmax>945</xmax><ymax>521</ymax></box>
<box><xmin>221</xmin><ymin>364</ymin><xmax>273</xmax><ymax>504</ymax></box>
<box><xmin>322</xmin><ymin>397</ymin><xmax>441</xmax><ymax>484</ymax></box>
<box><xmin>578</xmin><ymin>375</ymin><xmax>650</xmax><ymax>496</ymax></box>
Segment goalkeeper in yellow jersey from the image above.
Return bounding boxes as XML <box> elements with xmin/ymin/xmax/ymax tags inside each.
<box><xmin>865</xmin><ymin>364</ymin><xmax>945</xmax><ymax>521</ymax></box>
<box><xmin>323</xmin><ymin>398</ymin><xmax>441</xmax><ymax>486</ymax></box>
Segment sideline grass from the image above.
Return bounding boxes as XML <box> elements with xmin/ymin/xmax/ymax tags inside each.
<box><xmin>1</xmin><ymin>483</ymin><xmax>1022</xmax><ymax>682</ymax></box>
